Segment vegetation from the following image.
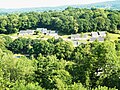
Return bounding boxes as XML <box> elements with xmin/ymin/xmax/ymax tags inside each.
<box><xmin>0</xmin><ymin>7</ymin><xmax>120</xmax><ymax>90</ymax></box>
<box><xmin>0</xmin><ymin>8</ymin><xmax>120</xmax><ymax>34</ymax></box>
<box><xmin>0</xmin><ymin>35</ymin><xmax>119</xmax><ymax>90</ymax></box>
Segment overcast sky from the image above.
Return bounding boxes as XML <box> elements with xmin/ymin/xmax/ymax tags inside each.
<box><xmin>0</xmin><ymin>0</ymin><xmax>114</xmax><ymax>9</ymax></box>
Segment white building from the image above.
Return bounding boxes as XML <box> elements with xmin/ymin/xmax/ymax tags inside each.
<box><xmin>71</xmin><ymin>34</ymin><xmax>81</xmax><ymax>40</ymax></box>
<box><xmin>98</xmin><ymin>37</ymin><xmax>104</xmax><ymax>42</ymax></box>
<box><xmin>19</xmin><ymin>30</ymin><xmax>35</xmax><ymax>35</ymax></box>
<box><xmin>98</xmin><ymin>31</ymin><xmax>106</xmax><ymax>37</ymax></box>
<box><xmin>91</xmin><ymin>32</ymin><xmax>99</xmax><ymax>38</ymax></box>
<box><xmin>73</xmin><ymin>41</ymin><xmax>80</xmax><ymax>47</ymax></box>
<box><xmin>89</xmin><ymin>37</ymin><xmax>104</xmax><ymax>42</ymax></box>
<box><xmin>89</xmin><ymin>37</ymin><xmax>97</xmax><ymax>42</ymax></box>
<box><xmin>36</xmin><ymin>28</ymin><xmax>47</xmax><ymax>34</ymax></box>
<box><xmin>19</xmin><ymin>30</ymin><xmax>27</xmax><ymax>35</ymax></box>
<box><xmin>48</xmin><ymin>30</ymin><xmax>58</xmax><ymax>36</ymax></box>
<box><xmin>26</xmin><ymin>30</ymin><xmax>35</xmax><ymax>35</ymax></box>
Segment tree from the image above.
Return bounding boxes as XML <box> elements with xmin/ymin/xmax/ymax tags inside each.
<box><xmin>6</xmin><ymin>14</ymin><xmax>19</xmax><ymax>33</ymax></box>
<box><xmin>0</xmin><ymin>48</ymin><xmax>35</xmax><ymax>89</ymax></box>
<box><xmin>35</xmin><ymin>55</ymin><xmax>72</xmax><ymax>89</ymax></box>
<box><xmin>70</xmin><ymin>41</ymin><xmax>118</xmax><ymax>88</ymax></box>
<box><xmin>68</xmin><ymin>83</ymin><xmax>87</xmax><ymax>90</ymax></box>
<box><xmin>2</xmin><ymin>35</ymin><xmax>12</xmax><ymax>47</ymax></box>
<box><xmin>8</xmin><ymin>37</ymin><xmax>32</xmax><ymax>54</ymax></box>
<box><xmin>0</xmin><ymin>16</ymin><xmax>7</xmax><ymax>33</ymax></box>
<box><xmin>55</xmin><ymin>41</ymin><xmax>74</xmax><ymax>60</ymax></box>
<box><xmin>11</xmin><ymin>82</ymin><xmax>44</xmax><ymax>90</ymax></box>
<box><xmin>32</xmin><ymin>40</ymin><xmax>54</xmax><ymax>56</ymax></box>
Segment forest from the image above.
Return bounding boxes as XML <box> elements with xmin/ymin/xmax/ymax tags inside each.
<box><xmin>0</xmin><ymin>7</ymin><xmax>120</xmax><ymax>34</ymax></box>
<box><xmin>0</xmin><ymin>35</ymin><xmax>119</xmax><ymax>90</ymax></box>
<box><xmin>0</xmin><ymin>7</ymin><xmax>120</xmax><ymax>90</ymax></box>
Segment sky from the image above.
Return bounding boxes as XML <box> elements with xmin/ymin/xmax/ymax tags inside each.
<box><xmin>0</xmin><ymin>0</ymin><xmax>115</xmax><ymax>9</ymax></box>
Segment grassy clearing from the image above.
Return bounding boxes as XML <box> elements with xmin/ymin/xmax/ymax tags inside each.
<box><xmin>62</xmin><ymin>35</ymin><xmax>70</xmax><ymax>39</ymax></box>
<box><xmin>2</xmin><ymin>32</ymin><xmax>120</xmax><ymax>42</ymax></box>
<box><xmin>107</xmin><ymin>33</ymin><xmax>120</xmax><ymax>41</ymax></box>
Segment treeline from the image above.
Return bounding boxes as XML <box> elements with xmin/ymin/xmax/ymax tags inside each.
<box><xmin>0</xmin><ymin>35</ymin><xmax>119</xmax><ymax>89</ymax></box>
<box><xmin>8</xmin><ymin>37</ymin><xmax>73</xmax><ymax>60</ymax></box>
<box><xmin>0</xmin><ymin>7</ymin><xmax>120</xmax><ymax>34</ymax></box>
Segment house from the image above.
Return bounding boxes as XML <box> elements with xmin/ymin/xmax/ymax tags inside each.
<box><xmin>73</xmin><ymin>41</ymin><xmax>80</xmax><ymax>47</ymax></box>
<box><xmin>80</xmin><ymin>34</ymin><xmax>88</xmax><ymax>40</ymax></box>
<box><xmin>41</xmin><ymin>28</ymin><xmax>47</xmax><ymax>34</ymax></box>
<box><xmin>36</xmin><ymin>28</ymin><xmax>47</xmax><ymax>34</ymax></box>
<box><xmin>71</xmin><ymin>34</ymin><xmax>81</xmax><ymax>40</ymax></box>
<box><xmin>89</xmin><ymin>37</ymin><xmax>104</xmax><ymax>42</ymax></box>
<box><xmin>98</xmin><ymin>31</ymin><xmax>106</xmax><ymax>37</ymax></box>
<box><xmin>36</xmin><ymin>28</ymin><xmax>58</xmax><ymax>36</ymax></box>
<box><xmin>48</xmin><ymin>30</ymin><xmax>58</xmax><ymax>36</ymax></box>
<box><xmin>19</xmin><ymin>30</ymin><xmax>27</xmax><ymax>35</ymax></box>
<box><xmin>89</xmin><ymin>37</ymin><xmax>97</xmax><ymax>42</ymax></box>
<box><xmin>14</xmin><ymin>54</ymin><xmax>30</xmax><ymax>58</ymax></box>
<box><xmin>26</xmin><ymin>30</ymin><xmax>35</xmax><ymax>35</ymax></box>
<box><xmin>54</xmin><ymin>35</ymin><xmax>59</xmax><ymax>39</ymax></box>
<box><xmin>36</xmin><ymin>28</ymin><xmax>44</xmax><ymax>31</ymax></box>
<box><xmin>91</xmin><ymin>32</ymin><xmax>99</xmax><ymax>38</ymax></box>
<box><xmin>83</xmin><ymin>34</ymin><xmax>88</xmax><ymax>38</ymax></box>
<box><xmin>19</xmin><ymin>30</ymin><xmax>35</xmax><ymax>35</ymax></box>
<box><xmin>98</xmin><ymin>37</ymin><xmax>104</xmax><ymax>42</ymax></box>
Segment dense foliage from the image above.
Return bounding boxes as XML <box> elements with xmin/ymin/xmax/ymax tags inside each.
<box><xmin>0</xmin><ymin>7</ymin><xmax>120</xmax><ymax>90</ymax></box>
<box><xmin>0</xmin><ymin>8</ymin><xmax>120</xmax><ymax>34</ymax></box>
<box><xmin>0</xmin><ymin>36</ymin><xmax>117</xmax><ymax>90</ymax></box>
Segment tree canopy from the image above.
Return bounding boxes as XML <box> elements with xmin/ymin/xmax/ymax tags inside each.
<box><xmin>0</xmin><ymin>8</ymin><xmax>120</xmax><ymax>34</ymax></box>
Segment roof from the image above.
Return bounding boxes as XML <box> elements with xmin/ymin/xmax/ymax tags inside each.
<box><xmin>26</xmin><ymin>30</ymin><xmax>35</xmax><ymax>33</ymax></box>
<box><xmin>89</xmin><ymin>37</ymin><xmax>104</xmax><ymax>42</ymax></box>
<box><xmin>89</xmin><ymin>37</ymin><xmax>97</xmax><ymax>41</ymax></box>
<box><xmin>91</xmin><ymin>32</ymin><xmax>99</xmax><ymax>37</ymax></box>
<box><xmin>98</xmin><ymin>31</ymin><xmax>106</xmax><ymax>36</ymax></box>
<box><xmin>36</xmin><ymin>28</ymin><xmax>44</xmax><ymax>31</ymax></box>
<box><xmin>98</xmin><ymin>37</ymin><xmax>104</xmax><ymax>42</ymax></box>
<box><xmin>71</xmin><ymin>34</ymin><xmax>80</xmax><ymax>38</ymax></box>
<box><xmin>83</xmin><ymin>34</ymin><xmax>88</xmax><ymax>38</ymax></box>
<box><xmin>41</xmin><ymin>28</ymin><xmax>47</xmax><ymax>33</ymax></box>
<box><xmin>73</xmin><ymin>41</ymin><xmax>80</xmax><ymax>46</ymax></box>
<box><xmin>19</xmin><ymin>30</ymin><xmax>35</xmax><ymax>35</ymax></box>
<box><xmin>19</xmin><ymin>30</ymin><xmax>27</xmax><ymax>34</ymax></box>
<box><xmin>36</xmin><ymin>28</ymin><xmax>47</xmax><ymax>33</ymax></box>
<box><xmin>49</xmin><ymin>30</ymin><xmax>56</xmax><ymax>34</ymax></box>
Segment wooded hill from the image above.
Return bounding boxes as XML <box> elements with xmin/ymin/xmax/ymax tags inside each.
<box><xmin>0</xmin><ymin>7</ymin><xmax>120</xmax><ymax>90</ymax></box>
<box><xmin>0</xmin><ymin>0</ymin><xmax>120</xmax><ymax>14</ymax></box>
<box><xmin>0</xmin><ymin>7</ymin><xmax>120</xmax><ymax>34</ymax></box>
<box><xmin>0</xmin><ymin>35</ymin><xmax>120</xmax><ymax>90</ymax></box>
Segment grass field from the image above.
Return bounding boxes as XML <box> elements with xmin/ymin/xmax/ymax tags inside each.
<box><xmin>1</xmin><ymin>32</ymin><xmax>120</xmax><ymax>43</ymax></box>
<box><xmin>107</xmin><ymin>33</ymin><xmax>120</xmax><ymax>41</ymax></box>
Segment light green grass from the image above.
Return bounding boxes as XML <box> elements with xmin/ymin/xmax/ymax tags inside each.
<box><xmin>3</xmin><ymin>32</ymin><xmax>120</xmax><ymax>43</ymax></box>
<box><xmin>108</xmin><ymin>33</ymin><xmax>120</xmax><ymax>41</ymax></box>
<box><xmin>62</xmin><ymin>35</ymin><xmax>70</xmax><ymax>39</ymax></box>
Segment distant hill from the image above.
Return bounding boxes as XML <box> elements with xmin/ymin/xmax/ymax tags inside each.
<box><xmin>0</xmin><ymin>0</ymin><xmax>119</xmax><ymax>14</ymax></box>
<box><xmin>77</xmin><ymin>0</ymin><xmax>120</xmax><ymax>10</ymax></box>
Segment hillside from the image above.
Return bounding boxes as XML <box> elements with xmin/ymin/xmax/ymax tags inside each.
<box><xmin>79</xmin><ymin>0</ymin><xmax>120</xmax><ymax>10</ymax></box>
<box><xmin>0</xmin><ymin>0</ymin><xmax>119</xmax><ymax>14</ymax></box>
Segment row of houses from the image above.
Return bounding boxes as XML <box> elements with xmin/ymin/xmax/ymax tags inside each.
<box><xmin>71</xmin><ymin>31</ymin><xmax>106</xmax><ymax>46</ymax></box>
<box><xmin>89</xmin><ymin>31</ymin><xmax>106</xmax><ymax>42</ymax></box>
<box><xmin>89</xmin><ymin>37</ymin><xmax>104</xmax><ymax>42</ymax></box>
<box><xmin>70</xmin><ymin>31</ymin><xmax>106</xmax><ymax>41</ymax></box>
<box><xmin>19</xmin><ymin>28</ymin><xmax>58</xmax><ymax>36</ymax></box>
<box><xmin>19</xmin><ymin>29</ymin><xmax>106</xmax><ymax>47</ymax></box>
<box><xmin>71</xmin><ymin>34</ymin><xmax>88</xmax><ymax>41</ymax></box>
<box><xmin>36</xmin><ymin>28</ymin><xmax>58</xmax><ymax>36</ymax></box>
<box><xmin>19</xmin><ymin>30</ymin><xmax>35</xmax><ymax>35</ymax></box>
<box><xmin>91</xmin><ymin>31</ymin><xmax>106</xmax><ymax>37</ymax></box>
